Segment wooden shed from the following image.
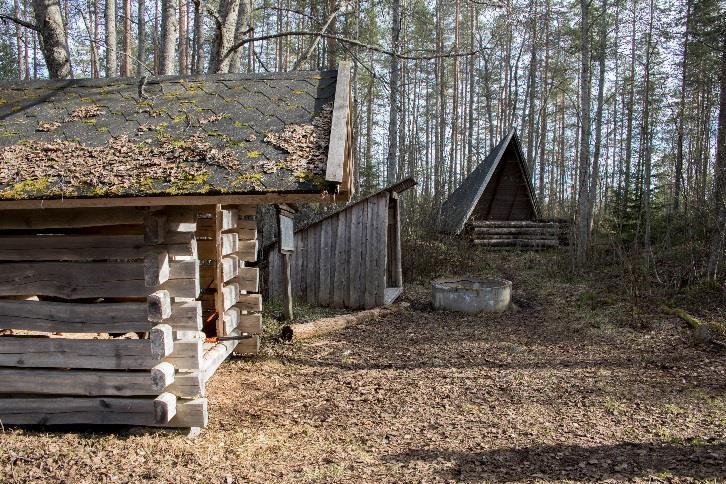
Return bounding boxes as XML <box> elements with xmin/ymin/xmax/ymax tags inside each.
<box><xmin>0</xmin><ymin>63</ymin><xmax>353</xmax><ymax>429</ymax></box>
<box><xmin>439</xmin><ymin>129</ymin><xmax>562</xmax><ymax>248</ymax></box>
<box><xmin>265</xmin><ymin>178</ymin><xmax>416</xmax><ymax>309</ymax></box>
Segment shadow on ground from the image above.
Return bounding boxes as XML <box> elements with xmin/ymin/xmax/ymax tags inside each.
<box><xmin>384</xmin><ymin>441</ymin><xmax>726</xmax><ymax>481</ymax></box>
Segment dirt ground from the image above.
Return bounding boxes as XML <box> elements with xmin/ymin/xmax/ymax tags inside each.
<box><xmin>1</xmin><ymin>251</ymin><xmax>724</xmax><ymax>483</ymax></box>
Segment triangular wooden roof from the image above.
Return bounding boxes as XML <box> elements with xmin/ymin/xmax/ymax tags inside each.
<box><xmin>438</xmin><ymin>129</ymin><xmax>539</xmax><ymax>235</ymax></box>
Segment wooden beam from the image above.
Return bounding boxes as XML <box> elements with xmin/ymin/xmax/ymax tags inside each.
<box><xmin>325</xmin><ymin>61</ymin><xmax>352</xmax><ymax>184</ymax></box>
<box><xmin>0</xmin><ymin>261</ymin><xmax>198</xmax><ymax>299</ymax></box>
<box><xmin>0</xmin><ymin>393</ymin><xmax>178</xmax><ymax>426</ymax></box>
<box><xmin>0</xmin><ymin>363</ymin><xmax>175</xmax><ymax>396</ymax></box>
<box><xmin>0</xmin><ymin>299</ymin><xmax>153</xmax><ymax>333</ymax></box>
<box><xmin>0</xmin><ymin>207</ymin><xmax>148</xmax><ymax>229</ymax></box>
<box><xmin>0</xmin><ymin>325</ymin><xmax>173</xmax><ymax>369</ymax></box>
<box><xmin>0</xmin><ymin>193</ymin><xmax>343</xmax><ymax>210</ymax></box>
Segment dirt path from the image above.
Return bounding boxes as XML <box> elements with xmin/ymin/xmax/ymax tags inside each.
<box><xmin>1</xmin><ymin>282</ymin><xmax>724</xmax><ymax>482</ymax></box>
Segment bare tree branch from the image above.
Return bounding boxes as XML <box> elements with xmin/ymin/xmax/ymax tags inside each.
<box><xmin>222</xmin><ymin>31</ymin><xmax>479</xmax><ymax>65</ymax></box>
<box><xmin>290</xmin><ymin>7</ymin><xmax>341</xmax><ymax>71</ymax></box>
<box><xmin>0</xmin><ymin>14</ymin><xmax>40</xmax><ymax>32</ymax></box>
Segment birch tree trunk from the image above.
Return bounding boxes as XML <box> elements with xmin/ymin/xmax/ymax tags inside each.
<box><xmin>674</xmin><ymin>0</ymin><xmax>691</xmax><ymax>212</ymax></box>
<box><xmin>32</xmin><ymin>0</ymin><xmax>73</xmax><ymax>78</ymax></box>
<box><xmin>159</xmin><ymin>0</ymin><xmax>177</xmax><ymax>74</ymax></box>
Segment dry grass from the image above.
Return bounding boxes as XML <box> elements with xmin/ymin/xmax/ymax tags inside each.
<box><xmin>0</xmin><ymin>249</ymin><xmax>724</xmax><ymax>483</ymax></box>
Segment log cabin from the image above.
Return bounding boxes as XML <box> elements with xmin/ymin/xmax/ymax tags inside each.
<box><xmin>438</xmin><ymin>129</ymin><xmax>565</xmax><ymax>248</ymax></box>
<box><xmin>0</xmin><ymin>63</ymin><xmax>353</xmax><ymax>430</ymax></box>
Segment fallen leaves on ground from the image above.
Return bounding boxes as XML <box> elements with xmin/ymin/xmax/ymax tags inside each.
<box><xmin>0</xmin><ymin>254</ymin><xmax>724</xmax><ymax>483</ymax></box>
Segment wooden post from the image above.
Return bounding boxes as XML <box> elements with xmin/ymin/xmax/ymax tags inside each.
<box><xmin>282</xmin><ymin>253</ymin><xmax>293</xmax><ymax>321</ymax></box>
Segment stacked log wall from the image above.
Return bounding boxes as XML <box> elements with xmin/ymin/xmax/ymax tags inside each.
<box><xmin>471</xmin><ymin>220</ymin><xmax>562</xmax><ymax>249</ymax></box>
<box><xmin>0</xmin><ymin>207</ymin><xmax>207</xmax><ymax>428</ymax></box>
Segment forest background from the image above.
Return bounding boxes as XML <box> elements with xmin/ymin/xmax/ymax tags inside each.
<box><xmin>0</xmin><ymin>0</ymin><xmax>724</xmax><ymax>296</ymax></box>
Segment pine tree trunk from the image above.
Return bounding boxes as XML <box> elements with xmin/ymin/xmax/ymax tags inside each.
<box><xmin>121</xmin><ymin>0</ymin><xmax>130</xmax><ymax>76</ymax></box>
<box><xmin>706</xmin><ymin>30</ymin><xmax>726</xmax><ymax>281</ymax></box>
<box><xmin>588</xmin><ymin>0</ymin><xmax>607</xmax><ymax>230</ymax></box>
<box><xmin>159</xmin><ymin>0</ymin><xmax>177</xmax><ymax>74</ymax></box>
<box><xmin>207</xmin><ymin>0</ymin><xmax>240</xmax><ymax>73</ymax></box>
<box><xmin>575</xmin><ymin>0</ymin><xmax>591</xmax><ymax>265</ymax></box>
<box><xmin>137</xmin><ymin>0</ymin><xmax>145</xmax><ymax>74</ymax></box>
<box><xmin>105</xmin><ymin>0</ymin><xmax>116</xmax><ymax>76</ymax></box>
<box><xmin>674</xmin><ymin>0</ymin><xmax>691</xmax><ymax>212</ymax></box>
<box><xmin>386</xmin><ymin>0</ymin><xmax>401</xmax><ymax>185</ymax></box>
<box><xmin>32</xmin><ymin>0</ymin><xmax>73</xmax><ymax>78</ymax></box>
<box><xmin>191</xmin><ymin>0</ymin><xmax>203</xmax><ymax>73</ymax></box>
<box><xmin>178</xmin><ymin>0</ymin><xmax>187</xmax><ymax>74</ymax></box>
<box><xmin>229</xmin><ymin>0</ymin><xmax>251</xmax><ymax>73</ymax></box>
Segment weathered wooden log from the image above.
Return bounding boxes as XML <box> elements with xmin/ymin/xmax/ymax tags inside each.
<box><xmin>0</xmin><ymin>324</ymin><xmax>173</xmax><ymax>369</ymax></box>
<box><xmin>473</xmin><ymin>227</ymin><xmax>559</xmax><ymax>235</ymax></box>
<box><xmin>234</xmin><ymin>335</ymin><xmax>260</xmax><ymax>355</ymax></box>
<box><xmin>0</xmin><ymin>393</ymin><xmax>178</xmax><ymax>426</ymax></box>
<box><xmin>0</xmin><ymin>363</ymin><xmax>175</xmax><ymax>396</ymax></box>
<box><xmin>0</xmin><ymin>261</ymin><xmax>199</xmax><ymax>299</ymax></box>
<box><xmin>197</xmin><ymin>234</ymin><xmax>238</xmax><ymax>259</ymax></box>
<box><xmin>472</xmin><ymin>238</ymin><xmax>559</xmax><ymax>247</ymax></box>
<box><xmin>471</xmin><ymin>220</ymin><xmax>559</xmax><ymax>228</ymax></box>
<box><xmin>0</xmin><ymin>299</ymin><xmax>154</xmax><ymax>333</ymax></box>
<box><xmin>470</xmin><ymin>233</ymin><xmax>558</xmax><ymax>240</ymax></box>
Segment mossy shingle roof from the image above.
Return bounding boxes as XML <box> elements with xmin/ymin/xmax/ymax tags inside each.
<box><xmin>0</xmin><ymin>70</ymin><xmax>340</xmax><ymax>201</ymax></box>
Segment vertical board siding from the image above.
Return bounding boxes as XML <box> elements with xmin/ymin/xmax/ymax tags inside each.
<box><xmin>266</xmin><ymin>193</ymin><xmax>397</xmax><ymax>309</ymax></box>
<box><xmin>318</xmin><ymin>218</ymin><xmax>332</xmax><ymax>306</ymax></box>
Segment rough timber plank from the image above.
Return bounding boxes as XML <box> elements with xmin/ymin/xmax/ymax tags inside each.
<box><xmin>348</xmin><ymin>202</ymin><xmax>364</xmax><ymax>309</ymax></box>
<box><xmin>333</xmin><ymin>209</ymin><xmax>348</xmax><ymax>308</ymax></box>
<box><xmin>0</xmin><ymin>234</ymin><xmax>149</xmax><ymax>261</ymax></box>
<box><xmin>0</xmin><ymin>299</ymin><xmax>153</xmax><ymax>333</ymax></box>
<box><xmin>325</xmin><ymin>61</ymin><xmax>351</xmax><ymax>183</ymax></box>
<box><xmin>0</xmin><ymin>393</ymin><xmax>177</xmax><ymax>426</ymax></box>
<box><xmin>363</xmin><ymin>197</ymin><xmax>378</xmax><ymax>308</ymax></box>
<box><xmin>318</xmin><ymin>217</ymin><xmax>332</xmax><ymax>306</ymax></box>
<box><xmin>197</xmin><ymin>234</ymin><xmax>238</xmax><ymax>260</ymax></box>
<box><xmin>237</xmin><ymin>205</ymin><xmax>257</xmax><ymax>217</ymax></box>
<box><xmin>236</xmin><ymin>294</ymin><xmax>262</xmax><ymax>312</ymax></box>
<box><xmin>0</xmin><ymin>325</ymin><xmax>173</xmax><ymax>369</ymax></box>
<box><xmin>164</xmin><ymin>339</ymin><xmax>203</xmax><ymax>370</ymax></box>
<box><xmin>374</xmin><ymin>194</ymin><xmax>389</xmax><ymax>307</ymax></box>
<box><xmin>238</xmin><ymin>240</ymin><xmax>258</xmax><ymax>261</ymax></box>
<box><xmin>237</xmin><ymin>267</ymin><xmax>259</xmax><ymax>292</ymax></box>
<box><xmin>0</xmin><ymin>261</ymin><xmax>199</xmax><ymax>299</ymax></box>
<box><xmin>168</xmin><ymin>371</ymin><xmax>204</xmax><ymax>398</ymax></box>
<box><xmin>0</xmin><ymin>207</ymin><xmax>148</xmax><ymax>230</ymax></box>
<box><xmin>235</xmin><ymin>335</ymin><xmax>260</xmax><ymax>355</ymax></box>
<box><xmin>0</xmin><ymin>363</ymin><xmax>175</xmax><ymax>396</ymax></box>
<box><xmin>166</xmin><ymin>398</ymin><xmax>208</xmax><ymax>428</ymax></box>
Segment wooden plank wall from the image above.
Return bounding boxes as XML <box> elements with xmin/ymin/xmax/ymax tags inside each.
<box><xmin>0</xmin><ymin>206</ymin><xmax>207</xmax><ymax>428</ymax></box>
<box><xmin>267</xmin><ymin>192</ymin><xmax>390</xmax><ymax>310</ymax></box>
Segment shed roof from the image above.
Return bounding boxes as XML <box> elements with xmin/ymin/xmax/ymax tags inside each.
<box><xmin>438</xmin><ymin>129</ymin><xmax>539</xmax><ymax>235</ymax></box>
<box><xmin>0</xmin><ymin>64</ymin><xmax>353</xmax><ymax>207</ymax></box>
